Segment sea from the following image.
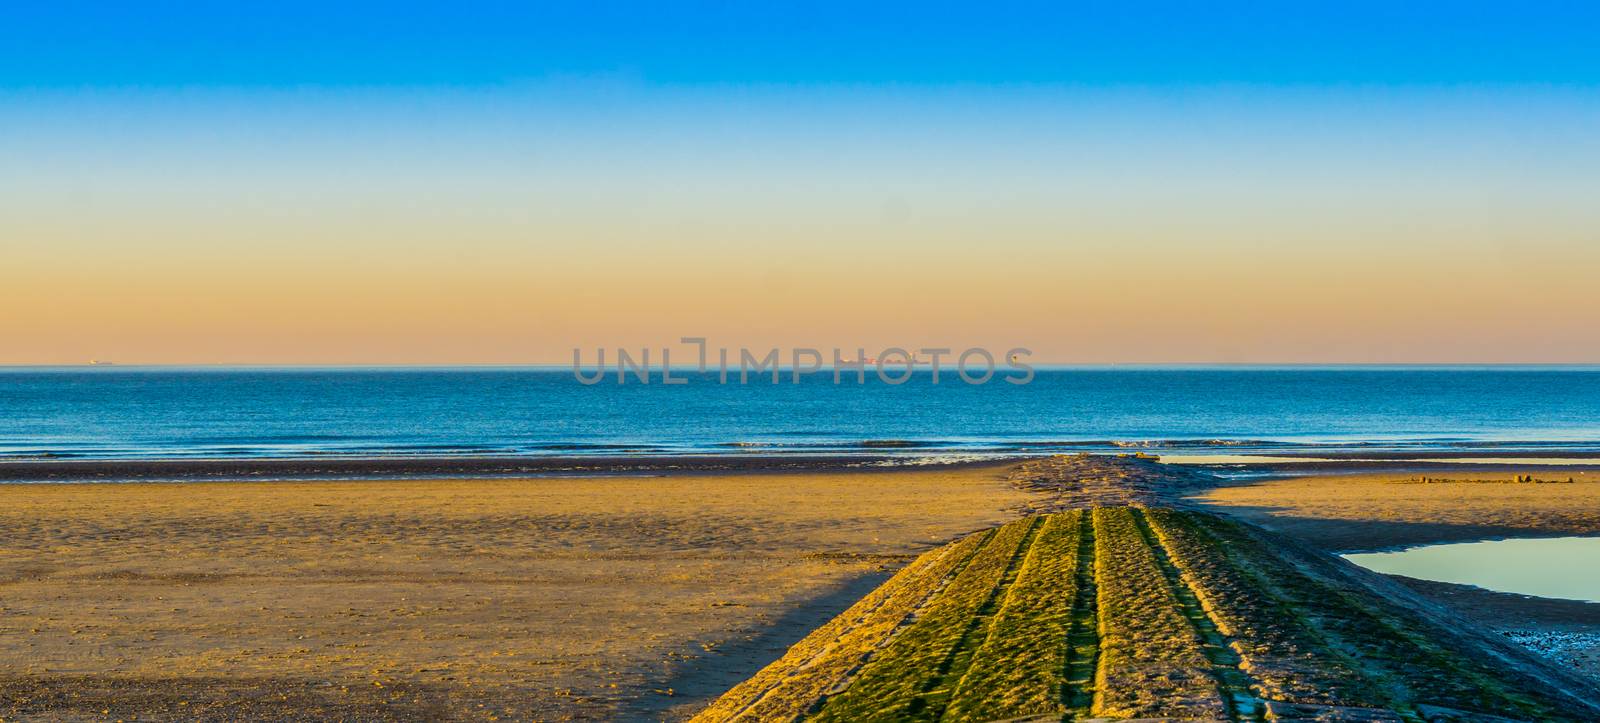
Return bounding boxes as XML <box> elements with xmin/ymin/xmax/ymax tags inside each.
<box><xmin>1</xmin><ymin>366</ymin><xmax>1599</xmax><ymax>462</ymax></box>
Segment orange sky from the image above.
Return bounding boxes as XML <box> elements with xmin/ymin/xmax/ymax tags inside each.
<box><xmin>4</xmin><ymin>86</ymin><xmax>1598</xmax><ymax>364</ymax></box>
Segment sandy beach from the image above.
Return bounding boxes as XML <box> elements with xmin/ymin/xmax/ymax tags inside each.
<box><xmin>0</xmin><ymin>464</ymin><xmax>1032</xmax><ymax>721</ymax></box>
<box><xmin>8</xmin><ymin>459</ymin><xmax>1600</xmax><ymax>719</ymax></box>
<box><xmin>1191</xmin><ymin>468</ymin><xmax>1600</xmax><ymax>551</ymax></box>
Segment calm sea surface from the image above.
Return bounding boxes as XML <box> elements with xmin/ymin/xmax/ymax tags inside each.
<box><xmin>1</xmin><ymin>367</ymin><xmax>1598</xmax><ymax>460</ymax></box>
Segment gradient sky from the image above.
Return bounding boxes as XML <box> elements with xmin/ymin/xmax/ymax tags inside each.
<box><xmin>4</xmin><ymin>3</ymin><xmax>1599</xmax><ymax>364</ymax></box>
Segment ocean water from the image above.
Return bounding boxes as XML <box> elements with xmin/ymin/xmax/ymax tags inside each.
<box><xmin>1</xmin><ymin>366</ymin><xmax>1598</xmax><ymax>460</ymax></box>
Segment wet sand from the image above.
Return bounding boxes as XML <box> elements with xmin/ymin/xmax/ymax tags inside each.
<box><xmin>1391</xmin><ymin>577</ymin><xmax>1600</xmax><ymax>685</ymax></box>
<box><xmin>0</xmin><ymin>464</ymin><xmax>1032</xmax><ymax>721</ymax></box>
<box><xmin>0</xmin><ymin>455</ymin><xmax>998</xmax><ymax>483</ymax></box>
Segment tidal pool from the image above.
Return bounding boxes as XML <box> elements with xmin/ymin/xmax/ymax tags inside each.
<box><xmin>1345</xmin><ymin>536</ymin><xmax>1600</xmax><ymax>603</ymax></box>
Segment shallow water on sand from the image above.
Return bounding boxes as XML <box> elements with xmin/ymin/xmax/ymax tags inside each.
<box><xmin>1346</xmin><ymin>536</ymin><xmax>1600</xmax><ymax>603</ymax></box>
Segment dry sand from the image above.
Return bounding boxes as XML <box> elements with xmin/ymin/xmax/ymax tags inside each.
<box><xmin>0</xmin><ymin>464</ymin><xmax>1032</xmax><ymax>721</ymax></box>
<box><xmin>1191</xmin><ymin>469</ymin><xmax>1600</xmax><ymax>552</ymax></box>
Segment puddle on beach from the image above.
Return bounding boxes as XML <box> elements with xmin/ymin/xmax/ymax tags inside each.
<box><xmin>1345</xmin><ymin>537</ymin><xmax>1600</xmax><ymax>603</ymax></box>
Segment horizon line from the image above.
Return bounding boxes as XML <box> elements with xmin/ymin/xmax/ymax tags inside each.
<box><xmin>5</xmin><ymin>363</ymin><xmax>1600</xmax><ymax>371</ymax></box>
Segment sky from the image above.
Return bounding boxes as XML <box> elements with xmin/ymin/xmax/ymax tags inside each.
<box><xmin>3</xmin><ymin>2</ymin><xmax>1599</xmax><ymax>365</ymax></box>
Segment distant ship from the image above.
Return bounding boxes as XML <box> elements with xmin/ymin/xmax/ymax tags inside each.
<box><xmin>88</xmin><ymin>360</ymin><xmax>116</xmax><ymax>366</ymax></box>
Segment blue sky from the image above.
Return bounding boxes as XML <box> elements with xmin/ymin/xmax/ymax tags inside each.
<box><xmin>4</xmin><ymin>2</ymin><xmax>1599</xmax><ymax>89</ymax></box>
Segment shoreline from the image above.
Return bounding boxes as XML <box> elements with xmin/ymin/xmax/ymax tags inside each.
<box><xmin>7</xmin><ymin>450</ymin><xmax>1600</xmax><ymax>484</ymax></box>
<box><xmin>0</xmin><ymin>454</ymin><xmax>1023</xmax><ymax>483</ymax></box>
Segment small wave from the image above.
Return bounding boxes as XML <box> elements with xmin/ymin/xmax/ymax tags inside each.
<box><xmin>1003</xmin><ymin>439</ymin><xmax>1286</xmax><ymax>450</ymax></box>
<box><xmin>176</xmin><ymin>433</ymin><xmax>385</xmax><ymax>444</ymax></box>
<box><xmin>717</xmin><ymin>440</ymin><xmax>958</xmax><ymax>451</ymax></box>
<box><xmin>865</xmin><ymin>453</ymin><xmax>1006</xmax><ymax>466</ymax></box>
<box><xmin>854</xmin><ymin>440</ymin><xmax>944</xmax><ymax>449</ymax></box>
<box><xmin>1442</xmin><ymin>440</ymin><xmax>1600</xmax><ymax>449</ymax></box>
<box><xmin>719</xmin><ymin>440</ymin><xmax>953</xmax><ymax>450</ymax></box>
<box><xmin>524</xmin><ymin>443</ymin><xmax>667</xmax><ymax>452</ymax></box>
<box><xmin>0</xmin><ymin>451</ymin><xmax>76</xmax><ymax>460</ymax></box>
<box><xmin>1108</xmin><ymin>439</ymin><xmax>1286</xmax><ymax>449</ymax></box>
